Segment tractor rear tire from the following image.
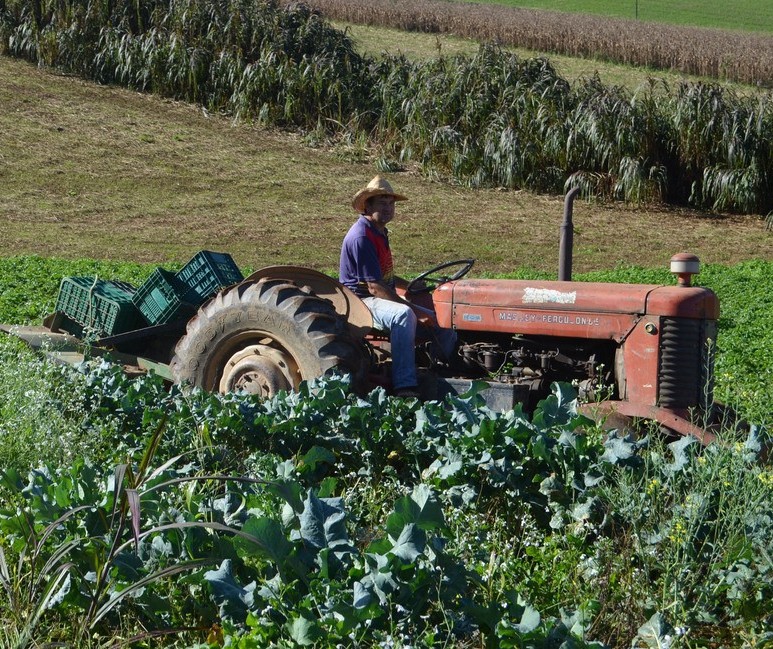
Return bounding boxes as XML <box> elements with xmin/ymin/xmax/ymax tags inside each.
<box><xmin>170</xmin><ymin>279</ymin><xmax>366</xmax><ymax>396</ymax></box>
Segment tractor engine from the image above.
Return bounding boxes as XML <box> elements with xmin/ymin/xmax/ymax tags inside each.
<box><xmin>456</xmin><ymin>335</ymin><xmax>615</xmax><ymax>409</ymax></box>
<box><xmin>431</xmin><ymin>255</ymin><xmax>719</xmax><ymax>429</ymax></box>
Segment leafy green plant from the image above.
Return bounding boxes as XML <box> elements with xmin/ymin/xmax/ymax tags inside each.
<box><xmin>0</xmin><ymin>384</ymin><xmax>601</xmax><ymax>646</ymax></box>
<box><xmin>0</xmin><ymin>338</ymin><xmax>96</xmax><ymax>476</ymax></box>
<box><xmin>0</xmin><ymin>426</ymin><xmax>276</xmax><ymax>645</ymax></box>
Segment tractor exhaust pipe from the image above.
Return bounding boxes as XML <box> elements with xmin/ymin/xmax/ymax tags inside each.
<box><xmin>559</xmin><ymin>187</ymin><xmax>580</xmax><ymax>281</ymax></box>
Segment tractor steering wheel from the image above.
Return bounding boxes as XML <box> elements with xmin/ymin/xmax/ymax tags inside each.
<box><xmin>406</xmin><ymin>259</ymin><xmax>475</xmax><ymax>294</ymax></box>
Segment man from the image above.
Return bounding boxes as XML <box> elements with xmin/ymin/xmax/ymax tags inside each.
<box><xmin>339</xmin><ymin>176</ymin><xmax>456</xmax><ymax>397</ymax></box>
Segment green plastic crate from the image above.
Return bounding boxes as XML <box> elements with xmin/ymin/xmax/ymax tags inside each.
<box><xmin>55</xmin><ymin>277</ymin><xmax>142</xmax><ymax>337</ymax></box>
<box><xmin>132</xmin><ymin>268</ymin><xmax>196</xmax><ymax>326</ymax></box>
<box><xmin>176</xmin><ymin>250</ymin><xmax>243</xmax><ymax>306</ymax></box>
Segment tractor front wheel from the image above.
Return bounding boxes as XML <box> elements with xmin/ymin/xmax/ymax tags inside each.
<box><xmin>170</xmin><ymin>279</ymin><xmax>365</xmax><ymax>397</ymax></box>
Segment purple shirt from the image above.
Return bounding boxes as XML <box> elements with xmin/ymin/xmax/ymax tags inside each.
<box><xmin>340</xmin><ymin>216</ymin><xmax>395</xmax><ymax>298</ymax></box>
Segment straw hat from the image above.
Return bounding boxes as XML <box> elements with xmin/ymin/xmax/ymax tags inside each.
<box><xmin>351</xmin><ymin>176</ymin><xmax>408</xmax><ymax>213</ymax></box>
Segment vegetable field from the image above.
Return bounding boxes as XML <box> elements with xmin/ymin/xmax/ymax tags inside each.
<box><xmin>0</xmin><ymin>256</ymin><xmax>771</xmax><ymax>647</ymax></box>
<box><xmin>2</xmin><ymin>0</ymin><xmax>773</xmax><ymax>215</ymax></box>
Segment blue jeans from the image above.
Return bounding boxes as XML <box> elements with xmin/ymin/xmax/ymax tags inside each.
<box><xmin>363</xmin><ymin>297</ymin><xmax>457</xmax><ymax>390</ymax></box>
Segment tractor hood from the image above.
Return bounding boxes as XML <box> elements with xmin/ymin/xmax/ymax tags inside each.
<box><xmin>433</xmin><ymin>279</ymin><xmax>718</xmax><ymax>329</ymax></box>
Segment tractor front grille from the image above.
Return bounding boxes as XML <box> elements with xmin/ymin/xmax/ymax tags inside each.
<box><xmin>658</xmin><ymin>317</ymin><xmax>715</xmax><ymax>410</ymax></box>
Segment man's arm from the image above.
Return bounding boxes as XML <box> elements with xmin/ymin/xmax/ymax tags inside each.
<box><xmin>370</xmin><ymin>276</ymin><xmax>426</xmax><ymax>299</ymax></box>
<box><xmin>365</xmin><ymin>279</ymin><xmax>401</xmax><ymax>302</ymax></box>
<box><xmin>365</xmin><ymin>279</ymin><xmax>436</xmax><ymax>326</ymax></box>
<box><xmin>348</xmin><ymin>235</ymin><xmax>431</xmax><ymax>318</ymax></box>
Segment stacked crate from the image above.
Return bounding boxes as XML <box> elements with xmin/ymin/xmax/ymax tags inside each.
<box><xmin>132</xmin><ymin>251</ymin><xmax>243</xmax><ymax>326</ymax></box>
<box><xmin>55</xmin><ymin>278</ymin><xmax>142</xmax><ymax>337</ymax></box>
<box><xmin>131</xmin><ymin>268</ymin><xmax>196</xmax><ymax>327</ymax></box>
<box><xmin>176</xmin><ymin>251</ymin><xmax>244</xmax><ymax>307</ymax></box>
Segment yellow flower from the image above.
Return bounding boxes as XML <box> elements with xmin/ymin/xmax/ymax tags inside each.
<box><xmin>669</xmin><ymin>518</ymin><xmax>688</xmax><ymax>545</ymax></box>
<box><xmin>646</xmin><ymin>478</ymin><xmax>660</xmax><ymax>496</ymax></box>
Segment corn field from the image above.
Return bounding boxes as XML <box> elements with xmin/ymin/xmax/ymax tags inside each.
<box><xmin>299</xmin><ymin>0</ymin><xmax>773</xmax><ymax>88</ymax></box>
<box><xmin>2</xmin><ymin>0</ymin><xmax>772</xmax><ymax>214</ymax></box>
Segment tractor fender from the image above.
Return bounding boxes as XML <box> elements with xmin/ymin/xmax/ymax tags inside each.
<box><xmin>243</xmin><ymin>266</ymin><xmax>373</xmax><ymax>338</ymax></box>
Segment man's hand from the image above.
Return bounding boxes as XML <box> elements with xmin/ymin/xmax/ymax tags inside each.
<box><xmin>366</xmin><ymin>280</ymin><xmax>401</xmax><ymax>302</ymax></box>
<box><xmin>365</xmin><ymin>280</ymin><xmax>438</xmax><ymax>326</ymax></box>
<box><xmin>413</xmin><ymin>309</ymin><xmax>437</xmax><ymax>327</ymax></box>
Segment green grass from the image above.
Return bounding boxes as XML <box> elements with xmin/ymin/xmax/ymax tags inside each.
<box><xmin>463</xmin><ymin>0</ymin><xmax>773</xmax><ymax>33</ymax></box>
<box><xmin>0</xmin><ymin>338</ymin><xmax>92</xmax><ymax>474</ymax></box>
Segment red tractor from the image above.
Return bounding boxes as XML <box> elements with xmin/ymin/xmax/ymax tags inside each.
<box><xmin>170</xmin><ymin>191</ymin><xmax>720</xmax><ymax>443</ymax></box>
